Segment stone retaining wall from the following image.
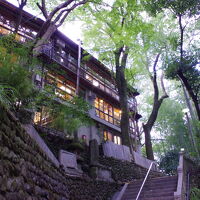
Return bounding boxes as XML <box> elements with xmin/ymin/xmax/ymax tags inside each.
<box><xmin>0</xmin><ymin>108</ymin><xmax>119</xmax><ymax>200</ymax></box>
<box><xmin>99</xmin><ymin>156</ymin><xmax>164</xmax><ymax>183</ymax></box>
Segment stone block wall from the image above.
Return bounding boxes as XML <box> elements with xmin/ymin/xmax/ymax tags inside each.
<box><xmin>99</xmin><ymin>156</ymin><xmax>164</xmax><ymax>183</ymax></box>
<box><xmin>0</xmin><ymin>108</ymin><xmax>119</xmax><ymax>200</ymax></box>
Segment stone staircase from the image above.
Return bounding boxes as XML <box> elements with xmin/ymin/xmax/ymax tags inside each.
<box><xmin>121</xmin><ymin>175</ymin><xmax>177</xmax><ymax>200</ymax></box>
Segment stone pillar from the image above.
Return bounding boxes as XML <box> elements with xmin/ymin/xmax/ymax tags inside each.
<box><xmin>89</xmin><ymin>139</ymin><xmax>99</xmax><ymax>166</ymax></box>
<box><xmin>89</xmin><ymin>139</ymin><xmax>99</xmax><ymax>179</ymax></box>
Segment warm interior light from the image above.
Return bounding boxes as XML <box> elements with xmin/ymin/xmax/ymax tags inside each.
<box><xmin>65</xmin><ymin>88</ymin><xmax>71</xmax><ymax>94</ymax></box>
<box><xmin>93</xmin><ymin>80</ymin><xmax>99</xmax><ymax>87</ymax></box>
<box><xmin>86</xmin><ymin>74</ymin><xmax>89</xmax><ymax>79</ymax></box>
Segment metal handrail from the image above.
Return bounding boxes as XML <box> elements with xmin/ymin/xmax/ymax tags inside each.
<box><xmin>135</xmin><ymin>162</ymin><xmax>154</xmax><ymax>200</ymax></box>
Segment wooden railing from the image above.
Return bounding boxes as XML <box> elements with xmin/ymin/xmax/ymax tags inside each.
<box><xmin>41</xmin><ymin>45</ymin><xmax>121</xmax><ymax>100</ymax></box>
<box><xmin>174</xmin><ymin>150</ymin><xmax>194</xmax><ymax>200</ymax></box>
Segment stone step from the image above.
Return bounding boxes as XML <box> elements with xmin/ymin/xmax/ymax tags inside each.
<box><xmin>129</xmin><ymin>176</ymin><xmax>177</xmax><ymax>185</ymax></box>
<box><xmin>123</xmin><ymin>191</ymin><xmax>174</xmax><ymax>199</ymax></box>
<box><xmin>122</xmin><ymin>195</ymin><xmax>174</xmax><ymax>200</ymax></box>
<box><xmin>124</xmin><ymin>186</ymin><xmax>176</xmax><ymax>196</ymax></box>
<box><xmin>121</xmin><ymin>176</ymin><xmax>177</xmax><ymax>200</ymax></box>
<box><xmin>127</xmin><ymin>182</ymin><xmax>177</xmax><ymax>190</ymax></box>
<box><xmin>142</xmin><ymin>196</ymin><xmax>174</xmax><ymax>200</ymax></box>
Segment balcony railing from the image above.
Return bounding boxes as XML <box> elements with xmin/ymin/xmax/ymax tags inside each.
<box><xmin>41</xmin><ymin>45</ymin><xmax>120</xmax><ymax>101</ymax></box>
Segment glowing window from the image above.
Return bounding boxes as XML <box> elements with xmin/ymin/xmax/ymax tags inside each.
<box><xmin>45</xmin><ymin>72</ymin><xmax>76</xmax><ymax>100</ymax></box>
<box><xmin>114</xmin><ymin>136</ymin><xmax>121</xmax><ymax>145</ymax></box>
<box><xmin>94</xmin><ymin>97</ymin><xmax>121</xmax><ymax>127</ymax></box>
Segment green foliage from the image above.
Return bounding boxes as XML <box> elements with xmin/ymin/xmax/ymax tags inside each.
<box><xmin>0</xmin><ymin>35</ymin><xmax>33</xmax><ymax>103</ymax></box>
<box><xmin>0</xmin><ymin>34</ymin><xmax>92</xmax><ymax>136</ymax></box>
<box><xmin>51</xmin><ymin>96</ymin><xmax>93</xmax><ymax>133</ymax></box>
<box><xmin>159</xmin><ymin>150</ymin><xmax>179</xmax><ymax>175</ymax></box>
<box><xmin>190</xmin><ymin>188</ymin><xmax>200</xmax><ymax>200</ymax></box>
<box><xmin>0</xmin><ymin>84</ymin><xmax>18</xmax><ymax>110</ymax></box>
<box><xmin>165</xmin><ymin>53</ymin><xmax>200</xmax><ymax>102</ymax></box>
<box><xmin>67</xmin><ymin>142</ymin><xmax>85</xmax><ymax>152</ymax></box>
<box><xmin>142</xmin><ymin>0</ymin><xmax>200</xmax><ymax>16</ymax></box>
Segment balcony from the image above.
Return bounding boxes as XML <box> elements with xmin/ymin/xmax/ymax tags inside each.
<box><xmin>41</xmin><ymin>45</ymin><xmax>120</xmax><ymax>101</ymax></box>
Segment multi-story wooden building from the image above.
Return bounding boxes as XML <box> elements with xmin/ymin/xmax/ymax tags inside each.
<box><xmin>0</xmin><ymin>0</ymin><xmax>141</xmax><ymax>151</ymax></box>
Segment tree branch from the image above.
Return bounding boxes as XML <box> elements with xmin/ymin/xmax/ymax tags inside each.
<box><xmin>121</xmin><ymin>46</ymin><xmax>129</xmax><ymax>68</ymax></box>
<box><xmin>49</xmin><ymin>0</ymin><xmax>74</xmax><ymax>20</ymax></box>
<box><xmin>160</xmin><ymin>72</ymin><xmax>169</xmax><ymax>98</ymax></box>
<box><xmin>56</xmin><ymin>0</ymin><xmax>88</xmax><ymax>27</ymax></box>
<box><xmin>152</xmin><ymin>53</ymin><xmax>160</xmax><ymax>101</ymax></box>
<box><xmin>36</xmin><ymin>0</ymin><xmax>48</xmax><ymax>19</ymax></box>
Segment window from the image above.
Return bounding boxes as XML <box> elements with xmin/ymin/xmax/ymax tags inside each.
<box><xmin>103</xmin><ymin>130</ymin><xmax>113</xmax><ymax>141</ymax></box>
<box><xmin>114</xmin><ymin>136</ymin><xmax>121</xmax><ymax>145</ymax></box>
<box><xmin>33</xmin><ymin>107</ymin><xmax>52</xmax><ymax>125</ymax></box>
<box><xmin>34</xmin><ymin>112</ymin><xmax>41</xmax><ymax>124</ymax></box>
<box><xmin>45</xmin><ymin>72</ymin><xmax>76</xmax><ymax>100</ymax></box>
<box><xmin>94</xmin><ymin>97</ymin><xmax>121</xmax><ymax>126</ymax></box>
<box><xmin>84</xmin><ymin>66</ymin><xmax>119</xmax><ymax>99</ymax></box>
<box><xmin>103</xmin><ymin>130</ymin><xmax>121</xmax><ymax>145</ymax></box>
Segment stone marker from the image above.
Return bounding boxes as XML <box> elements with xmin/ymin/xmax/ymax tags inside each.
<box><xmin>59</xmin><ymin>150</ymin><xmax>77</xmax><ymax>169</ymax></box>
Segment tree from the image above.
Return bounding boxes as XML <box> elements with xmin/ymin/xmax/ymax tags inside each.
<box><xmin>142</xmin><ymin>0</ymin><xmax>200</xmax><ymax>120</ymax></box>
<box><xmin>14</xmin><ymin>0</ymin><xmax>28</xmax><ymax>33</ymax></box>
<box><xmin>142</xmin><ymin>54</ymin><xmax>169</xmax><ymax>160</ymax></box>
<box><xmin>31</xmin><ymin>0</ymin><xmax>96</xmax><ymax>55</ymax></box>
<box><xmin>159</xmin><ymin>150</ymin><xmax>179</xmax><ymax>175</ymax></box>
<box><xmin>77</xmin><ymin>0</ymin><xmax>149</xmax><ymax>148</ymax></box>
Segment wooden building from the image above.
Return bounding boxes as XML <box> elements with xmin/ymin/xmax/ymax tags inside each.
<box><xmin>0</xmin><ymin>0</ymin><xmax>141</xmax><ymax>151</ymax></box>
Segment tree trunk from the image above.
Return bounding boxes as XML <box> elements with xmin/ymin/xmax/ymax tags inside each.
<box><xmin>116</xmin><ymin>66</ymin><xmax>130</xmax><ymax>147</ymax></box>
<box><xmin>115</xmin><ymin>48</ymin><xmax>131</xmax><ymax>148</ymax></box>
<box><xmin>143</xmin><ymin>54</ymin><xmax>168</xmax><ymax>160</ymax></box>
<box><xmin>178</xmin><ymin>71</ymin><xmax>200</xmax><ymax>121</ymax></box>
<box><xmin>33</xmin><ymin>22</ymin><xmax>57</xmax><ymax>56</ymax></box>
<box><xmin>143</xmin><ymin>124</ymin><xmax>154</xmax><ymax>160</ymax></box>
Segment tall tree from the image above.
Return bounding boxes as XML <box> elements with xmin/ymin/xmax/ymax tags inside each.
<box><xmin>142</xmin><ymin>0</ymin><xmax>200</xmax><ymax>120</ymax></box>
<box><xmin>78</xmin><ymin>0</ymin><xmax>149</xmax><ymax>148</ymax></box>
<box><xmin>142</xmin><ymin>54</ymin><xmax>169</xmax><ymax>160</ymax></box>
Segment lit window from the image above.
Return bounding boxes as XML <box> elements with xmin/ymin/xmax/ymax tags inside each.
<box><xmin>114</xmin><ymin>136</ymin><xmax>121</xmax><ymax>145</ymax></box>
<box><xmin>45</xmin><ymin>72</ymin><xmax>75</xmax><ymax>100</ymax></box>
<box><xmin>103</xmin><ymin>130</ymin><xmax>113</xmax><ymax>142</ymax></box>
<box><xmin>93</xmin><ymin>79</ymin><xmax>99</xmax><ymax>87</ymax></box>
<box><xmin>103</xmin><ymin>130</ymin><xmax>121</xmax><ymax>145</ymax></box>
<box><xmin>94</xmin><ymin>97</ymin><xmax>121</xmax><ymax>127</ymax></box>
<box><xmin>34</xmin><ymin>112</ymin><xmax>41</xmax><ymax>124</ymax></box>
